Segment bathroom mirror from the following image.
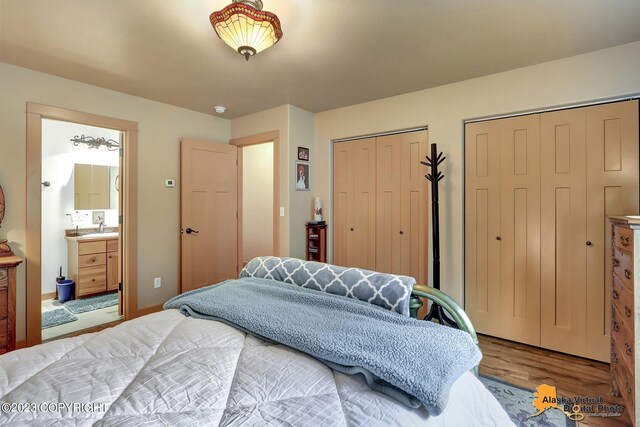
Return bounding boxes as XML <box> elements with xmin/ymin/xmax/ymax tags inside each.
<box><xmin>73</xmin><ymin>164</ymin><xmax>119</xmax><ymax>210</ymax></box>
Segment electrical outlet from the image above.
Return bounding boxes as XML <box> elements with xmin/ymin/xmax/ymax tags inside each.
<box><xmin>92</xmin><ymin>210</ymin><xmax>105</xmax><ymax>224</ymax></box>
<box><xmin>154</xmin><ymin>277</ymin><xmax>161</xmax><ymax>288</ymax></box>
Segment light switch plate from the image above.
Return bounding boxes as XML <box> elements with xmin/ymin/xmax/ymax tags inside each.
<box><xmin>92</xmin><ymin>211</ymin><xmax>105</xmax><ymax>224</ymax></box>
<box><xmin>154</xmin><ymin>277</ymin><xmax>161</xmax><ymax>288</ymax></box>
<box><xmin>280</xmin><ymin>207</ymin><xmax>285</xmax><ymax>217</ymax></box>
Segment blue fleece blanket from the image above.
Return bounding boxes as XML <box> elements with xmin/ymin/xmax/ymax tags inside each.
<box><xmin>163</xmin><ymin>277</ymin><xmax>481</xmax><ymax>415</ymax></box>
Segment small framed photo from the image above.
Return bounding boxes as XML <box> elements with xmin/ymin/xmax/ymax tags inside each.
<box><xmin>297</xmin><ymin>146</ymin><xmax>309</xmax><ymax>161</ymax></box>
<box><xmin>295</xmin><ymin>162</ymin><xmax>310</xmax><ymax>191</ymax></box>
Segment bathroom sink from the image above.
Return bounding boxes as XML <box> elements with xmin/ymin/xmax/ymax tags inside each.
<box><xmin>76</xmin><ymin>232</ymin><xmax>119</xmax><ymax>239</ymax></box>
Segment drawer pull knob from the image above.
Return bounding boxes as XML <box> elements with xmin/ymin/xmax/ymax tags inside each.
<box><xmin>350</xmin><ymin>228</ymin><xmax>354</xmax><ymax>231</ymax></box>
<box><xmin>91</xmin><ymin>257</ymin><xmax>96</xmax><ymax>263</ymax></box>
<box><xmin>612</xmin><ymin>352</ymin><xmax>618</xmax><ymax>364</ymax></box>
<box><xmin>92</xmin><ymin>278</ymin><xmax>96</xmax><ymax>282</ymax></box>
<box><xmin>625</xmin><ymin>269</ymin><xmax>632</xmax><ymax>280</ymax></box>
<box><xmin>625</xmin><ymin>342</ymin><xmax>633</xmax><ymax>355</ymax></box>
<box><xmin>612</xmin><ymin>290</ymin><xmax>619</xmax><ymax>300</ymax></box>
<box><xmin>613</xmin><ymin>258</ymin><xmax>620</xmax><ymax>267</ymax></box>
<box><xmin>620</xmin><ymin>236</ymin><xmax>630</xmax><ymax>246</ymax></box>
<box><xmin>613</xmin><ymin>320</ymin><xmax>620</xmax><ymax>332</ymax></box>
<box><xmin>625</xmin><ymin>306</ymin><xmax>632</xmax><ymax>318</ymax></box>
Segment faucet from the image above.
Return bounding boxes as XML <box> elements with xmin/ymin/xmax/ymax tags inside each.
<box><xmin>99</xmin><ymin>220</ymin><xmax>106</xmax><ymax>234</ymax></box>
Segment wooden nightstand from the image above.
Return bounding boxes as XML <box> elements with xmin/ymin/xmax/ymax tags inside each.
<box><xmin>306</xmin><ymin>223</ymin><xmax>327</xmax><ymax>263</ymax></box>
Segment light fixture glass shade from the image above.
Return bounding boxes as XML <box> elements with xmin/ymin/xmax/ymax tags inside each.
<box><xmin>210</xmin><ymin>2</ymin><xmax>283</xmax><ymax>60</ymax></box>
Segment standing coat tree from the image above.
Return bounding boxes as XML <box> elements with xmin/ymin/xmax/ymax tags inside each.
<box><xmin>420</xmin><ymin>143</ymin><xmax>458</xmax><ymax>327</ymax></box>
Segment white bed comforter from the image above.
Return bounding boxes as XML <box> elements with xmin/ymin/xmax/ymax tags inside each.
<box><xmin>0</xmin><ymin>310</ymin><xmax>513</xmax><ymax>426</ymax></box>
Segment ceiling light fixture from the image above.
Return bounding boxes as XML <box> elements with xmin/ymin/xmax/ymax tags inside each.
<box><xmin>214</xmin><ymin>106</ymin><xmax>227</xmax><ymax>114</ymax></box>
<box><xmin>210</xmin><ymin>0</ymin><xmax>283</xmax><ymax>61</ymax></box>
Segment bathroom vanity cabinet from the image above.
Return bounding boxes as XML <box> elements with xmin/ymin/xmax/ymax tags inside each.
<box><xmin>67</xmin><ymin>234</ymin><xmax>119</xmax><ymax>298</ymax></box>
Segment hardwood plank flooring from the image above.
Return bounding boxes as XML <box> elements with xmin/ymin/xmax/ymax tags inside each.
<box><xmin>478</xmin><ymin>334</ymin><xmax>631</xmax><ymax>426</ymax></box>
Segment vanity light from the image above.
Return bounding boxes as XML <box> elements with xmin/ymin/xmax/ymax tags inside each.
<box><xmin>210</xmin><ymin>0</ymin><xmax>283</xmax><ymax>61</ymax></box>
<box><xmin>71</xmin><ymin>135</ymin><xmax>120</xmax><ymax>151</ymax></box>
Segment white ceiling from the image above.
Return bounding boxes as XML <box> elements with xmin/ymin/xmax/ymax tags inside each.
<box><xmin>2</xmin><ymin>0</ymin><xmax>640</xmax><ymax>118</ymax></box>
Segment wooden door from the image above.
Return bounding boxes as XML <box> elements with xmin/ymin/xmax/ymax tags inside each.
<box><xmin>333</xmin><ymin>138</ymin><xmax>376</xmax><ymax>269</ymax></box>
<box><xmin>333</xmin><ymin>141</ymin><xmax>354</xmax><ymax>267</ymax></box>
<box><xmin>585</xmin><ymin>100</ymin><xmax>639</xmax><ymax>361</ymax></box>
<box><xmin>465</xmin><ymin>120</ymin><xmax>503</xmax><ymax>336</ymax></box>
<box><xmin>376</xmin><ymin>134</ymin><xmax>402</xmax><ymax>276</ymax></box>
<box><xmin>498</xmin><ymin>115</ymin><xmax>541</xmax><ymax>345</ymax></box>
<box><xmin>375</xmin><ymin>132</ymin><xmax>428</xmax><ymax>283</ymax></box>
<box><xmin>540</xmin><ymin>108</ymin><xmax>588</xmax><ymax>356</ymax></box>
<box><xmin>181</xmin><ymin>139</ymin><xmax>238</xmax><ymax>293</ymax></box>
<box><xmin>398</xmin><ymin>131</ymin><xmax>429</xmax><ymax>284</ymax></box>
<box><xmin>352</xmin><ymin>138</ymin><xmax>376</xmax><ymax>269</ymax></box>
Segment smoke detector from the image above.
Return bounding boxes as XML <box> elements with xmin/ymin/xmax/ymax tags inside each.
<box><xmin>214</xmin><ymin>106</ymin><xmax>227</xmax><ymax>114</ymax></box>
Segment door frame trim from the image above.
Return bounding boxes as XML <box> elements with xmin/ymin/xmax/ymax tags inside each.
<box><xmin>25</xmin><ymin>102</ymin><xmax>138</xmax><ymax>347</ymax></box>
<box><xmin>231</xmin><ymin>131</ymin><xmax>280</xmax><ymax>266</ymax></box>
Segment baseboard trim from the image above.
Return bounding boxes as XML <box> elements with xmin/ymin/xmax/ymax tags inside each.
<box><xmin>41</xmin><ymin>291</ymin><xmax>56</xmax><ymax>301</ymax></box>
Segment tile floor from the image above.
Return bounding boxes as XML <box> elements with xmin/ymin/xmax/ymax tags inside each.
<box><xmin>41</xmin><ymin>298</ymin><xmax>121</xmax><ymax>341</ymax></box>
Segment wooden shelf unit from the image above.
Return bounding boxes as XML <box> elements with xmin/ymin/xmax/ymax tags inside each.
<box><xmin>0</xmin><ymin>255</ymin><xmax>21</xmax><ymax>354</ymax></box>
<box><xmin>306</xmin><ymin>223</ymin><xmax>327</xmax><ymax>263</ymax></box>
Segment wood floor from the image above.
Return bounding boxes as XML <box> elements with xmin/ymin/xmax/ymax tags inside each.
<box><xmin>478</xmin><ymin>334</ymin><xmax>631</xmax><ymax>427</ymax></box>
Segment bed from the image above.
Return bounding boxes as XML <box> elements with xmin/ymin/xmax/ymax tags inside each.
<box><xmin>0</xmin><ymin>257</ymin><xmax>514</xmax><ymax>426</ymax></box>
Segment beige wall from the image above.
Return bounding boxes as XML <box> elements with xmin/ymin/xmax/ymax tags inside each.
<box><xmin>314</xmin><ymin>41</ymin><xmax>640</xmax><ymax>305</ymax></box>
<box><xmin>0</xmin><ymin>62</ymin><xmax>230</xmax><ymax>341</ymax></box>
<box><xmin>242</xmin><ymin>142</ymin><xmax>274</xmax><ymax>263</ymax></box>
<box><xmin>288</xmin><ymin>106</ymin><xmax>316</xmax><ymax>259</ymax></box>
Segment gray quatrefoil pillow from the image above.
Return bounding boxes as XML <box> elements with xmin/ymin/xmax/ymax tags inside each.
<box><xmin>239</xmin><ymin>257</ymin><xmax>415</xmax><ymax>316</ymax></box>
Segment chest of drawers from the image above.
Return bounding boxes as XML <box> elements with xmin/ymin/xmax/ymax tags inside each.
<box><xmin>0</xmin><ymin>256</ymin><xmax>21</xmax><ymax>354</ymax></box>
<box><xmin>609</xmin><ymin>216</ymin><xmax>640</xmax><ymax>426</ymax></box>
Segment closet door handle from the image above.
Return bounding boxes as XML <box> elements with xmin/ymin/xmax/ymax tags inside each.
<box><xmin>350</xmin><ymin>228</ymin><xmax>354</xmax><ymax>231</ymax></box>
<box><xmin>496</xmin><ymin>236</ymin><xmax>502</xmax><ymax>241</ymax></box>
<box><xmin>586</xmin><ymin>241</ymin><xmax>592</xmax><ymax>246</ymax></box>
<box><xmin>185</xmin><ymin>227</ymin><xmax>199</xmax><ymax>234</ymax></box>
<box><xmin>399</xmin><ymin>231</ymin><xmax>404</xmax><ymax>235</ymax></box>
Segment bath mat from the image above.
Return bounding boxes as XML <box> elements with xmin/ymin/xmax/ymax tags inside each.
<box><xmin>41</xmin><ymin>308</ymin><xmax>78</xmax><ymax>329</ymax></box>
<box><xmin>64</xmin><ymin>292</ymin><xmax>118</xmax><ymax>314</ymax></box>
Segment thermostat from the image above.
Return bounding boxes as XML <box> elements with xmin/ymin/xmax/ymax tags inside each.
<box><xmin>165</xmin><ymin>179</ymin><xmax>176</xmax><ymax>188</ymax></box>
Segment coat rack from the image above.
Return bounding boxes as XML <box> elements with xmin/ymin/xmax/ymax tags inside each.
<box><xmin>420</xmin><ymin>143</ymin><xmax>458</xmax><ymax>328</ymax></box>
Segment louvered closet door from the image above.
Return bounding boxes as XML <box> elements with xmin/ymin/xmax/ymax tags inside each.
<box><xmin>585</xmin><ymin>100</ymin><xmax>639</xmax><ymax>361</ymax></box>
<box><xmin>499</xmin><ymin>114</ymin><xmax>541</xmax><ymax>345</ymax></box>
<box><xmin>333</xmin><ymin>138</ymin><xmax>376</xmax><ymax>269</ymax></box>
<box><xmin>465</xmin><ymin>121</ymin><xmax>502</xmax><ymax>336</ymax></box>
<box><xmin>540</xmin><ymin>108</ymin><xmax>588</xmax><ymax>357</ymax></box>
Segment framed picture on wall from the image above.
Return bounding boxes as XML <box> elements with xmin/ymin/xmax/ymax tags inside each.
<box><xmin>295</xmin><ymin>162</ymin><xmax>310</xmax><ymax>191</ymax></box>
<box><xmin>297</xmin><ymin>146</ymin><xmax>309</xmax><ymax>161</ymax></box>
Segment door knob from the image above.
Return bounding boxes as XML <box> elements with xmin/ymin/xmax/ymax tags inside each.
<box><xmin>496</xmin><ymin>236</ymin><xmax>502</xmax><ymax>241</ymax></box>
<box><xmin>350</xmin><ymin>228</ymin><xmax>354</xmax><ymax>231</ymax></box>
<box><xmin>185</xmin><ymin>227</ymin><xmax>199</xmax><ymax>234</ymax></box>
<box><xmin>399</xmin><ymin>231</ymin><xmax>404</xmax><ymax>235</ymax></box>
<box><xmin>586</xmin><ymin>241</ymin><xmax>592</xmax><ymax>246</ymax></box>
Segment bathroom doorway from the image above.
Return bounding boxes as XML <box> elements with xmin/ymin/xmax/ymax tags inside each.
<box><xmin>40</xmin><ymin>119</ymin><xmax>122</xmax><ymax>341</ymax></box>
<box><xmin>25</xmin><ymin>103</ymin><xmax>138</xmax><ymax>347</ymax></box>
<box><xmin>231</xmin><ymin>131</ymin><xmax>280</xmax><ymax>267</ymax></box>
